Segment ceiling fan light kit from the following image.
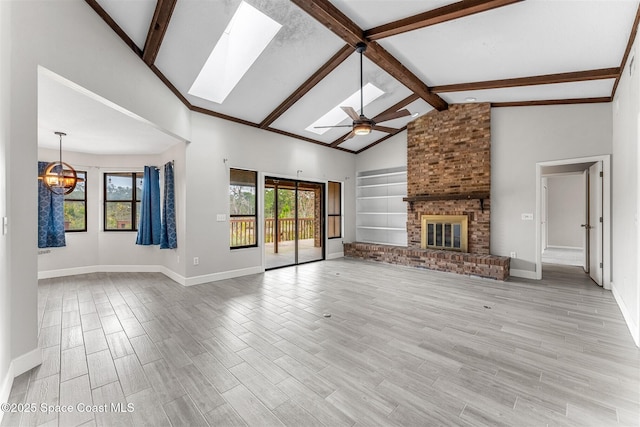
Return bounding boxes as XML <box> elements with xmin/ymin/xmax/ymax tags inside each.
<box><xmin>315</xmin><ymin>41</ymin><xmax>410</xmax><ymax>140</ymax></box>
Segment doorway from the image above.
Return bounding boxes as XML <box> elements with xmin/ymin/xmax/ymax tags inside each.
<box><xmin>536</xmin><ymin>155</ymin><xmax>610</xmax><ymax>289</ymax></box>
<box><xmin>264</xmin><ymin>177</ymin><xmax>324</xmax><ymax>270</ymax></box>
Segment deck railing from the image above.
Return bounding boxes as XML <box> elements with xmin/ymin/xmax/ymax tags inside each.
<box><xmin>229</xmin><ymin>217</ymin><xmax>315</xmax><ymax>246</ymax></box>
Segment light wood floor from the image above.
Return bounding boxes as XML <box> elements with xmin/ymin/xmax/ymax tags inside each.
<box><xmin>3</xmin><ymin>260</ymin><xmax>639</xmax><ymax>426</ymax></box>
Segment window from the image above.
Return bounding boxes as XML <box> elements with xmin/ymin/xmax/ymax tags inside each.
<box><xmin>328</xmin><ymin>181</ymin><xmax>341</xmax><ymax>238</ymax></box>
<box><xmin>230</xmin><ymin>168</ymin><xmax>257</xmax><ymax>248</ymax></box>
<box><xmin>64</xmin><ymin>170</ymin><xmax>87</xmax><ymax>232</ymax></box>
<box><xmin>104</xmin><ymin>172</ymin><xmax>143</xmax><ymax>231</ymax></box>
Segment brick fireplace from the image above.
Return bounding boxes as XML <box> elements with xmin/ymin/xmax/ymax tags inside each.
<box><xmin>345</xmin><ymin>103</ymin><xmax>509</xmax><ymax>280</ymax></box>
<box><xmin>406</xmin><ymin>103</ymin><xmax>491</xmax><ymax>254</ymax></box>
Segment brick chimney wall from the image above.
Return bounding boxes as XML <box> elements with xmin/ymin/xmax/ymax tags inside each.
<box><xmin>407</xmin><ymin>103</ymin><xmax>491</xmax><ymax>254</ymax></box>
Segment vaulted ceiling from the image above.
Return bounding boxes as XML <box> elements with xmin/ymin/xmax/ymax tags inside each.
<box><xmin>85</xmin><ymin>0</ymin><xmax>639</xmax><ymax>153</ymax></box>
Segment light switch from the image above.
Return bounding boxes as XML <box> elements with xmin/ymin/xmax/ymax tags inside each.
<box><xmin>216</xmin><ymin>214</ymin><xmax>226</xmax><ymax>222</ymax></box>
<box><xmin>2</xmin><ymin>217</ymin><xmax>7</xmax><ymax>235</ymax></box>
<box><xmin>521</xmin><ymin>213</ymin><xmax>534</xmax><ymax>221</ymax></box>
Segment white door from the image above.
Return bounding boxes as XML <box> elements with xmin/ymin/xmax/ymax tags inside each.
<box><xmin>582</xmin><ymin>170</ymin><xmax>589</xmax><ymax>273</ymax></box>
<box><xmin>541</xmin><ymin>177</ymin><xmax>548</xmax><ymax>252</ymax></box>
<box><xmin>588</xmin><ymin>161</ymin><xmax>603</xmax><ymax>286</ymax></box>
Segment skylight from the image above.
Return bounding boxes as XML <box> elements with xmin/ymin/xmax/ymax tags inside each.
<box><xmin>306</xmin><ymin>83</ymin><xmax>385</xmax><ymax>135</ymax></box>
<box><xmin>188</xmin><ymin>1</ymin><xmax>282</xmax><ymax>104</ymax></box>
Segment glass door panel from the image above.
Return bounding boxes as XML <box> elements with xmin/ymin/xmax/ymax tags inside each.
<box><xmin>297</xmin><ymin>182</ymin><xmax>323</xmax><ymax>264</ymax></box>
<box><xmin>265</xmin><ymin>178</ymin><xmax>324</xmax><ymax>269</ymax></box>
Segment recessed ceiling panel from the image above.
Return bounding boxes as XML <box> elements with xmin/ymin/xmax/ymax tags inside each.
<box><xmin>440</xmin><ymin>79</ymin><xmax>615</xmax><ymax>104</ymax></box>
<box><xmin>155</xmin><ymin>0</ymin><xmax>345</xmax><ymax>123</ymax></box>
<box><xmin>39</xmin><ymin>71</ymin><xmax>183</xmax><ymax>155</ymax></box>
<box><xmin>271</xmin><ymin>53</ymin><xmax>412</xmax><ymax>143</ymax></box>
<box><xmin>338</xmin><ymin>130</ymin><xmax>389</xmax><ymax>152</ymax></box>
<box><xmin>94</xmin><ymin>0</ymin><xmax>156</xmax><ymax>50</ymax></box>
<box><xmin>329</xmin><ymin>0</ymin><xmax>457</xmax><ymax>30</ymax></box>
<box><xmin>379</xmin><ymin>0</ymin><xmax>638</xmax><ymax>86</ymax></box>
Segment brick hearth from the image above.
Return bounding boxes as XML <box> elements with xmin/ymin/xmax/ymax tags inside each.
<box><xmin>344</xmin><ymin>242</ymin><xmax>510</xmax><ymax>281</ymax></box>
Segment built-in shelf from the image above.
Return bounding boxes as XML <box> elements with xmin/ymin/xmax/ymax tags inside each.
<box><xmin>356</xmin><ymin>166</ymin><xmax>407</xmax><ymax>246</ymax></box>
<box><xmin>358</xmin><ymin>212</ymin><xmax>407</xmax><ymax>215</ymax></box>
<box><xmin>357</xmin><ymin>195</ymin><xmax>406</xmax><ymax>200</ymax></box>
<box><xmin>357</xmin><ymin>226</ymin><xmax>406</xmax><ymax>231</ymax></box>
<box><xmin>358</xmin><ymin>182</ymin><xmax>407</xmax><ymax>188</ymax></box>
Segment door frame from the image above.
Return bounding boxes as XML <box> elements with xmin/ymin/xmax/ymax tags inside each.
<box><xmin>535</xmin><ymin>155</ymin><xmax>611</xmax><ymax>289</ymax></box>
<box><xmin>261</xmin><ymin>172</ymin><xmax>326</xmax><ymax>270</ymax></box>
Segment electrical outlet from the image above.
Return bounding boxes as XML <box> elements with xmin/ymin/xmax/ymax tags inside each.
<box><xmin>510</xmin><ymin>252</ymin><xmax>517</xmax><ymax>258</ymax></box>
<box><xmin>521</xmin><ymin>213</ymin><xmax>534</xmax><ymax>221</ymax></box>
<box><xmin>193</xmin><ymin>257</ymin><xmax>199</xmax><ymax>266</ymax></box>
<box><xmin>177</xmin><ymin>255</ymin><xmax>180</xmax><ymax>264</ymax></box>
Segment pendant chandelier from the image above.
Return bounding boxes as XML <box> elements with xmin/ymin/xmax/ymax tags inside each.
<box><xmin>38</xmin><ymin>131</ymin><xmax>84</xmax><ymax>195</ymax></box>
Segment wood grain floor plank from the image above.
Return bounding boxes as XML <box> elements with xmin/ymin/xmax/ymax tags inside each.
<box><xmin>9</xmin><ymin>261</ymin><xmax>638</xmax><ymax>427</ymax></box>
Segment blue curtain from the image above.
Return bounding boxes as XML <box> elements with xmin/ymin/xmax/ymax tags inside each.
<box><xmin>160</xmin><ymin>162</ymin><xmax>177</xmax><ymax>249</ymax></box>
<box><xmin>136</xmin><ymin>166</ymin><xmax>161</xmax><ymax>245</ymax></box>
<box><xmin>38</xmin><ymin>161</ymin><xmax>66</xmax><ymax>248</ymax></box>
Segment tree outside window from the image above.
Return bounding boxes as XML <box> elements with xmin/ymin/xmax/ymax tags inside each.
<box><xmin>64</xmin><ymin>171</ymin><xmax>87</xmax><ymax>232</ymax></box>
<box><xmin>104</xmin><ymin>172</ymin><xmax>143</xmax><ymax>231</ymax></box>
<box><xmin>230</xmin><ymin>169</ymin><xmax>257</xmax><ymax>248</ymax></box>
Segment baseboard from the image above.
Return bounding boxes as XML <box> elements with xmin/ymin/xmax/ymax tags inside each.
<box><xmin>510</xmin><ymin>269</ymin><xmax>538</xmax><ymax>280</ymax></box>
<box><xmin>184</xmin><ymin>266</ymin><xmax>264</xmax><ymax>286</ymax></box>
<box><xmin>38</xmin><ymin>264</ymin><xmax>267</xmax><ymax>287</ymax></box>
<box><xmin>545</xmin><ymin>245</ymin><xmax>583</xmax><ymax>250</ymax></box>
<box><xmin>0</xmin><ymin>365</ymin><xmax>9</xmax><ymax>424</ymax></box>
<box><xmin>38</xmin><ymin>265</ymin><xmax>185</xmax><ymax>283</ymax></box>
<box><xmin>326</xmin><ymin>252</ymin><xmax>344</xmax><ymax>260</ymax></box>
<box><xmin>0</xmin><ymin>347</ymin><xmax>41</xmax><ymax>411</ymax></box>
<box><xmin>611</xmin><ymin>282</ymin><xmax>640</xmax><ymax>347</ymax></box>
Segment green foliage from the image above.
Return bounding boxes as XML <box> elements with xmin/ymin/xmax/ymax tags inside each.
<box><xmin>63</xmin><ymin>201</ymin><xmax>85</xmax><ymax>231</ymax></box>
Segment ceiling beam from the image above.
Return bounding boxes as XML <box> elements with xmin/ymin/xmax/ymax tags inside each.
<box><xmin>260</xmin><ymin>44</ymin><xmax>353</xmax><ymax>129</ymax></box>
<box><xmin>85</xmin><ymin>0</ymin><xmax>142</xmax><ymax>58</ymax></box>
<box><xmin>289</xmin><ymin>0</ymin><xmax>364</xmax><ymax>47</ymax></box>
<box><xmin>365</xmin><ymin>0</ymin><xmax>523</xmax><ymax>41</ymax></box>
<box><xmin>290</xmin><ymin>0</ymin><xmax>448</xmax><ymax>111</ymax></box>
<box><xmin>365</xmin><ymin>42</ymin><xmax>448</xmax><ymax>110</ymax></box>
<box><xmin>432</xmin><ymin>68</ymin><xmax>620</xmax><ymax>93</ymax></box>
<box><xmin>491</xmin><ymin>97</ymin><xmax>611</xmax><ymax>108</ymax></box>
<box><xmin>612</xmin><ymin>4</ymin><xmax>640</xmax><ymax>98</ymax></box>
<box><xmin>330</xmin><ymin>93</ymin><xmax>419</xmax><ymax>147</ymax></box>
<box><xmin>142</xmin><ymin>0</ymin><xmax>178</xmax><ymax>65</ymax></box>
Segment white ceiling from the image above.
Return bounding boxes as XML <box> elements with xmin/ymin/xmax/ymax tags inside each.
<box><xmin>38</xmin><ymin>69</ymin><xmax>185</xmax><ymax>155</ymax></box>
<box><xmin>74</xmin><ymin>0</ymin><xmax>638</xmax><ymax>153</ymax></box>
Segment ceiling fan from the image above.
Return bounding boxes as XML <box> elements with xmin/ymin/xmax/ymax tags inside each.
<box><xmin>315</xmin><ymin>42</ymin><xmax>411</xmax><ymax>140</ymax></box>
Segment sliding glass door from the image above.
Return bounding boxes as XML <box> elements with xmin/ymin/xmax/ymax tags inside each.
<box><xmin>264</xmin><ymin>177</ymin><xmax>324</xmax><ymax>269</ymax></box>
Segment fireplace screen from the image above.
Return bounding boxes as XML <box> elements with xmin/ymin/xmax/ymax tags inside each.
<box><xmin>421</xmin><ymin>215</ymin><xmax>468</xmax><ymax>252</ymax></box>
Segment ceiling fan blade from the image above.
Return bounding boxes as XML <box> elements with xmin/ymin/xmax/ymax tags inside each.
<box><xmin>372</xmin><ymin>125</ymin><xmax>399</xmax><ymax>134</ymax></box>
<box><xmin>373</xmin><ymin>109</ymin><xmax>411</xmax><ymax>124</ymax></box>
<box><xmin>343</xmin><ymin>130</ymin><xmax>356</xmax><ymax>141</ymax></box>
<box><xmin>341</xmin><ymin>106</ymin><xmax>361</xmax><ymax>121</ymax></box>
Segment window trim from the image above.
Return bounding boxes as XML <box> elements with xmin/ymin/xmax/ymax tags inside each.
<box><xmin>327</xmin><ymin>181</ymin><xmax>342</xmax><ymax>239</ymax></box>
<box><xmin>229</xmin><ymin>168</ymin><xmax>258</xmax><ymax>249</ymax></box>
<box><xmin>103</xmin><ymin>172</ymin><xmax>143</xmax><ymax>232</ymax></box>
<box><xmin>64</xmin><ymin>170</ymin><xmax>87</xmax><ymax>233</ymax></box>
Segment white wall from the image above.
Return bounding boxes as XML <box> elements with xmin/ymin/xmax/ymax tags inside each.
<box><xmin>491</xmin><ymin>104</ymin><xmax>612</xmax><ymax>276</ymax></box>
<box><xmin>355</xmin><ymin>130</ymin><xmax>407</xmax><ymax>173</ymax></box>
<box><xmin>4</xmin><ymin>0</ymin><xmax>191</xmax><ymax>389</ymax></box>
<box><xmin>36</xmin><ymin>148</ymin><xmax>187</xmax><ymax>278</ymax></box>
<box><xmin>612</xmin><ymin>31</ymin><xmax>639</xmax><ymax>346</ymax></box>
<box><xmin>546</xmin><ymin>173</ymin><xmax>585</xmax><ymax>248</ymax></box>
<box><xmin>186</xmin><ymin>112</ymin><xmax>355</xmax><ymax>284</ymax></box>
<box><xmin>0</xmin><ymin>0</ymin><xmax>12</xmax><ymax>414</ymax></box>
